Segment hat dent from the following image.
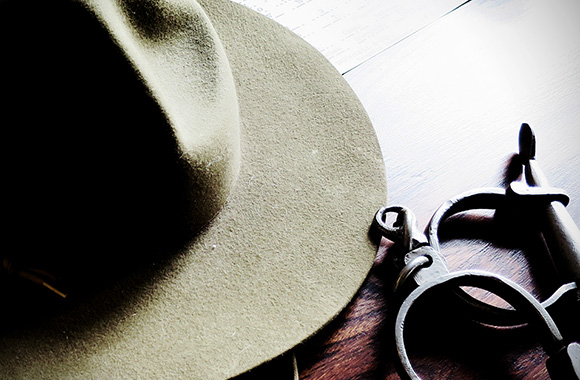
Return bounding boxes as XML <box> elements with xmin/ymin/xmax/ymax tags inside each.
<box><xmin>86</xmin><ymin>0</ymin><xmax>242</xmax><ymax>227</ymax></box>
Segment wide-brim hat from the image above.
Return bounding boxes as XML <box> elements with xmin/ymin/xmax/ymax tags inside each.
<box><xmin>0</xmin><ymin>0</ymin><xmax>386</xmax><ymax>378</ymax></box>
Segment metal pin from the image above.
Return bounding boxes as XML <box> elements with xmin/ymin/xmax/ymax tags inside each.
<box><xmin>17</xmin><ymin>269</ymin><xmax>68</xmax><ymax>299</ymax></box>
<box><xmin>41</xmin><ymin>282</ymin><xmax>68</xmax><ymax>298</ymax></box>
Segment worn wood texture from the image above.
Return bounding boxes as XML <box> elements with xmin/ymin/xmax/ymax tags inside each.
<box><xmin>296</xmin><ymin>0</ymin><xmax>580</xmax><ymax>378</ymax></box>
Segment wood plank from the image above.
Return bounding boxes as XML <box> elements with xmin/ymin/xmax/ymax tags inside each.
<box><xmin>345</xmin><ymin>0</ymin><xmax>580</xmax><ymax>224</ymax></box>
<box><xmin>231</xmin><ymin>0</ymin><xmax>469</xmax><ymax>73</ymax></box>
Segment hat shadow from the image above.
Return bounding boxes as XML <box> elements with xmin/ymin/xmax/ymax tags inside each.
<box><xmin>1</xmin><ymin>0</ymin><xmax>198</xmax><ymax>327</ymax></box>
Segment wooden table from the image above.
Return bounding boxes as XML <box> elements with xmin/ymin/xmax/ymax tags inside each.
<box><xmin>295</xmin><ymin>0</ymin><xmax>580</xmax><ymax>378</ymax></box>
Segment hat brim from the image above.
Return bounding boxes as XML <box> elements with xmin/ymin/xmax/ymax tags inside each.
<box><xmin>0</xmin><ymin>0</ymin><xmax>386</xmax><ymax>378</ymax></box>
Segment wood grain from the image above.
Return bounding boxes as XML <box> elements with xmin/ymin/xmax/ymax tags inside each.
<box><xmin>296</xmin><ymin>0</ymin><xmax>580</xmax><ymax>378</ymax></box>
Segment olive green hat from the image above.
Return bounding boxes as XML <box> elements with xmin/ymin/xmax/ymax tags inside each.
<box><xmin>0</xmin><ymin>0</ymin><xmax>386</xmax><ymax>378</ymax></box>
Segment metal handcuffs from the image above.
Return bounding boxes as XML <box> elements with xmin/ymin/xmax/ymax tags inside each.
<box><xmin>372</xmin><ymin>124</ymin><xmax>580</xmax><ymax>379</ymax></box>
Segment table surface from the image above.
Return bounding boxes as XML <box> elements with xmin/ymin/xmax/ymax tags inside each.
<box><xmin>291</xmin><ymin>0</ymin><xmax>580</xmax><ymax>378</ymax></box>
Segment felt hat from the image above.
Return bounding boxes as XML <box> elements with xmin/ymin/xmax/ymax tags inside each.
<box><xmin>0</xmin><ymin>0</ymin><xmax>386</xmax><ymax>378</ymax></box>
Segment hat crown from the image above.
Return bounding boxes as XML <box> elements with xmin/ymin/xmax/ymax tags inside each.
<box><xmin>86</xmin><ymin>0</ymin><xmax>242</xmax><ymax>223</ymax></box>
<box><xmin>1</xmin><ymin>0</ymin><xmax>240</xmax><ymax>282</ymax></box>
